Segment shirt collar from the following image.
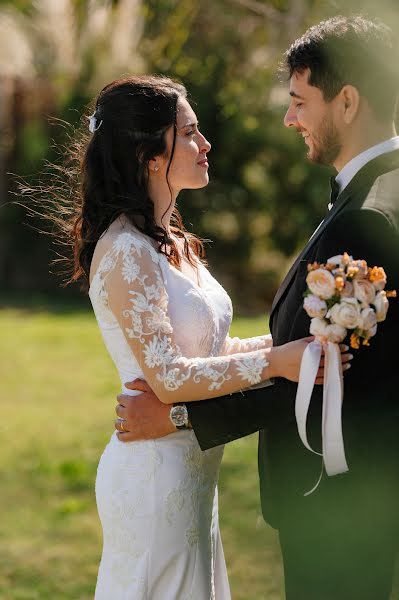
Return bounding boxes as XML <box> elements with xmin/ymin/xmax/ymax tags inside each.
<box><xmin>335</xmin><ymin>136</ymin><xmax>399</xmax><ymax>194</ymax></box>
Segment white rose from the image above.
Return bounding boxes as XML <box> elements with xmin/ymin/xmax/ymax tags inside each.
<box><xmin>359</xmin><ymin>307</ymin><xmax>377</xmax><ymax>332</ymax></box>
<box><xmin>309</xmin><ymin>317</ymin><xmax>328</xmax><ymax>339</ymax></box>
<box><xmin>329</xmin><ymin>298</ymin><xmax>361</xmax><ymax>329</ymax></box>
<box><xmin>327</xmin><ymin>255</ymin><xmax>344</xmax><ymax>267</ymax></box>
<box><xmin>325</xmin><ymin>323</ymin><xmax>347</xmax><ymax>343</ymax></box>
<box><xmin>353</xmin><ymin>279</ymin><xmax>376</xmax><ymax>305</ymax></box>
<box><xmin>307</xmin><ymin>268</ymin><xmax>336</xmax><ymax>300</ymax></box>
<box><xmin>368</xmin><ymin>324</ymin><xmax>377</xmax><ymax>337</ymax></box>
<box><xmin>351</xmin><ymin>259</ymin><xmax>368</xmax><ymax>279</ymax></box>
<box><xmin>373</xmin><ymin>279</ymin><xmax>387</xmax><ymax>292</ymax></box>
<box><xmin>374</xmin><ymin>290</ymin><xmax>389</xmax><ymax>322</ymax></box>
<box><xmin>327</xmin><ymin>253</ymin><xmax>353</xmax><ymax>268</ymax></box>
<box><xmin>304</xmin><ymin>295</ymin><xmax>328</xmax><ymax>318</ymax></box>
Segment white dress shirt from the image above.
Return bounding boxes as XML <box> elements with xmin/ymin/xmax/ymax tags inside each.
<box><xmin>335</xmin><ymin>135</ymin><xmax>399</xmax><ymax>193</ymax></box>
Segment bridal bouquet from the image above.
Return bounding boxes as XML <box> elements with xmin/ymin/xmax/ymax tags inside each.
<box><xmin>304</xmin><ymin>252</ymin><xmax>396</xmax><ymax>348</ymax></box>
<box><xmin>295</xmin><ymin>253</ymin><xmax>396</xmax><ymax>494</ymax></box>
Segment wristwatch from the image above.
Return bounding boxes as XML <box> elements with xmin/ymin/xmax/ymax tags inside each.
<box><xmin>169</xmin><ymin>403</ymin><xmax>190</xmax><ymax>430</ymax></box>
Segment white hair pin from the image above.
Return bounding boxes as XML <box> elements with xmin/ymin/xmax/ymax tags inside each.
<box><xmin>88</xmin><ymin>113</ymin><xmax>103</xmax><ymax>133</ymax></box>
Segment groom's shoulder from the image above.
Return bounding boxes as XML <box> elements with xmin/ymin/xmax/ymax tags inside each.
<box><xmin>361</xmin><ymin>167</ymin><xmax>399</xmax><ymax>229</ymax></box>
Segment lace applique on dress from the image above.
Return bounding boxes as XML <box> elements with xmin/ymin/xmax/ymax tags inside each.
<box><xmin>93</xmin><ymin>229</ymin><xmax>271</xmax><ymax>403</ymax></box>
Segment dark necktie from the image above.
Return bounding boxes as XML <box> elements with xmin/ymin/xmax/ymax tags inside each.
<box><xmin>328</xmin><ymin>176</ymin><xmax>340</xmax><ymax>210</ymax></box>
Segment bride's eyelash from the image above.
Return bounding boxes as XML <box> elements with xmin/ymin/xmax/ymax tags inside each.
<box><xmin>186</xmin><ymin>123</ymin><xmax>200</xmax><ymax>136</ymax></box>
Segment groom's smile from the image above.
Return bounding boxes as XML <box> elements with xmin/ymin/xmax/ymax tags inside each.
<box><xmin>284</xmin><ymin>69</ymin><xmax>342</xmax><ymax>167</ymax></box>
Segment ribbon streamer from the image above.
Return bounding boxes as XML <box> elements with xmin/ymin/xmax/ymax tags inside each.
<box><xmin>295</xmin><ymin>340</ymin><xmax>348</xmax><ymax>495</ymax></box>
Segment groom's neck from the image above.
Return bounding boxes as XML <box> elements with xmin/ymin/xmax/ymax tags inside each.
<box><xmin>334</xmin><ymin>118</ymin><xmax>396</xmax><ymax>173</ymax></box>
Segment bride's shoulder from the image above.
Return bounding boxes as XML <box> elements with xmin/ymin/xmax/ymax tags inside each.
<box><xmin>90</xmin><ymin>216</ymin><xmax>161</xmax><ymax>284</ymax></box>
<box><xmin>98</xmin><ymin>216</ymin><xmax>159</xmax><ymax>257</ymax></box>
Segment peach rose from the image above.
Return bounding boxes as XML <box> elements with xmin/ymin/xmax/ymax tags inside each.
<box><xmin>353</xmin><ymin>279</ymin><xmax>376</xmax><ymax>305</ymax></box>
<box><xmin>304</xmin><ymin>295</ymin><xmax>328</xmax><ymax>318</ymax></box>
<box><xmin>374</xmin><ymin>290</ymin><xmax>389</xmax><ymax>322</ymax></box>
<box><xmin>306</xmin><ymin>268</ymin><xmax>336</xmax><ymax>300</ymax></box>
<box><xmin>329</xmin><ymin>298</ymin><xmax>361</xmax><ymax>329</ymax></box>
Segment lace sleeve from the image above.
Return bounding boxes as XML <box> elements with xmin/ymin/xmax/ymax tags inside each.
<box><xmin>221</xmin><ymin>333</ymin><xmax>273</xmax><ymax>355</ymax></box>
<box><xmin>101</xmin><ymin>231</ymin><xmax>273</xmax><ymax>404</ymax></box>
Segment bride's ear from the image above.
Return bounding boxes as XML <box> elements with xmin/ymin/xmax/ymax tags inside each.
<box><xmin>148</xmin><ymin>157</ymin><xmax>160</xmax><ymax>173</ymax></box>
<box><xmin>339</xmin><ymin>85</ymin><xmax>360</xmax><ymax>125</ymax></box>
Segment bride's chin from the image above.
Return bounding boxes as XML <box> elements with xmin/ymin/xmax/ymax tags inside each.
<box><xmin>188</xmin><ymin>178</ymin><xmax>210</xmax><ymax>190</ymax></box>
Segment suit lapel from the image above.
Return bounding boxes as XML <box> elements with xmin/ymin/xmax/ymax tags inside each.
<box><xmin>270</xmin><ymin>148</ymin><xmax>399</xmax><ymax>323</ymax></box>
<box><xmin>270</xmin><ymin>201</ymin><xmax>342</xmax><ymax>314</ymax></box>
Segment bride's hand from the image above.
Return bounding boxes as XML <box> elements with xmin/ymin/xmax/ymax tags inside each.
<box><xmin>270</xmin><ymin>337</ymin><xmax>353</xmax><ymax>384</ymax></box>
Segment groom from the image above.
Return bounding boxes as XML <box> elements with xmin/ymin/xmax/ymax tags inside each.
<box><xmin>114</xmin><ymin>16</ymin><xmax>399</xmax><ymax>599</ymax></box>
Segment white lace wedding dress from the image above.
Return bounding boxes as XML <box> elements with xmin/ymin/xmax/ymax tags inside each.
<box><xmin>89</xmin><ymin>218</ymin><xmax>272</xmax><ymax>599</ymax></box>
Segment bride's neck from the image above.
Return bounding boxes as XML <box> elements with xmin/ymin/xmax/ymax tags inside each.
<box><xmin>148</xmin><ymin>179</ymin><xmax>178</xmax><ymax>235</ymax></box>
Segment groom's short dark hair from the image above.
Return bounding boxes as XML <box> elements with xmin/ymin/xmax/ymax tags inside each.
<box><xmin>284</xmin><ymin>15</ymin><xmax>399</xmax><ymax>120</ymax></box>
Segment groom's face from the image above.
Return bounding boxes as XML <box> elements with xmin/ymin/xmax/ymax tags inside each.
<box><xmin>284</xmin><ymin>69</ymin><xmax>342</xmax><ymax>167</ymax></box>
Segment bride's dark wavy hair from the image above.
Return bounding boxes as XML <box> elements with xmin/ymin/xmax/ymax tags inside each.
<box><xmin>38</xmin><ymin>75</ymin><xmax>206</xmax><ymax>290</ymax></box>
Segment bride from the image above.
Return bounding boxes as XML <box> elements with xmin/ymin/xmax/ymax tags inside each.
<box><xmin>71</xmin><ymin>75</ymin><xmax>334</xmax><ymax>599</ymax></box>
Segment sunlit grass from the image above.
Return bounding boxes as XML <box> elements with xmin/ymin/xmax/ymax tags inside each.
<box><xmin>0</xmin><ymin>305</ymin><xmax>283</xmax><ymax>600</ymax></box>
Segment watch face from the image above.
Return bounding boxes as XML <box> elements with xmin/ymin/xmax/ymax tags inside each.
<box><xmin>170</xmin><ymin>405</ymin><xmax>188</xmax><ymax>427</ymax></box>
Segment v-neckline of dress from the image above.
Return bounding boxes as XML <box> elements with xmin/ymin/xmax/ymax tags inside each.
<box><xmin>167</xmin><ymin>257</ymin><xmax>204</xmax><ymax>291</ymax></box>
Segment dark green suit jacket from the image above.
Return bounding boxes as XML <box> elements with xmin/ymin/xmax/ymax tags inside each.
<box><xmin>187</xmin><ymin>149</ymin><xmax>399</xmax><ymax>529</ymax></box>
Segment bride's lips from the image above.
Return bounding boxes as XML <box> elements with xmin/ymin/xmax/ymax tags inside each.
<box><xmin>197</xmin><ymin>158</ymin><xmax>209</xmax><ymax>168</ymax></box>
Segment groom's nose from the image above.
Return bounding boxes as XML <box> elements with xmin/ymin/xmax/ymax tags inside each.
<box><xmin>284</xmin><ymin>103</ymin><xmax>299</xmax><ymax>128</ymax></box>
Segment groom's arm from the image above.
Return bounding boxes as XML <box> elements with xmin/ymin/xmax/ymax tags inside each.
<box><xmin>115</xmin><ymin>377</ymin><xmax>282</xmax><ymax>449</ymax></box>
<box><xmin>315</xmin><ymin>206</ymin><xmax>399</xmax><ymax>400</ymax></box>
<box><xmin>187</xmin><ymin>381</ymin><xmax>282</xmax><ymax>450</ymax></box>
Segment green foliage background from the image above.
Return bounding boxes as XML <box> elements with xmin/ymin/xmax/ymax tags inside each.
<box><xmin>1</xmin><ymin>0</ymin><xmax>398</xmax><ymax>311</ymax></box>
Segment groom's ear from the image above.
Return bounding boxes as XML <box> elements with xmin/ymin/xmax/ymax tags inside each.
<box><xmin>339</xmin><ymin>85</ymin><xmax>360</xmax><ymax>125</ymax></box>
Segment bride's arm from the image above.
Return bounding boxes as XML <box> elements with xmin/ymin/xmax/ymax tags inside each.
<box><xmin>221</xmin><ymin>333</ymin><xmax>273</xmax><ymax>355</ymax></box>
<box><xmin>102</xmin><ymin>232</ymin><xmax>308</xmax><ymax>405</ymax></box>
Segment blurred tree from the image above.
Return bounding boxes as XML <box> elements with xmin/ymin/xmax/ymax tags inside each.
<box><xmin>0</xmin><ymin>0</ymin><xmax>144</xmax><ymax>296</ymax></box>
<box><xmin>1</xmin><ymin>0</ymin><xmax>398</xmax><ymax>310</ymax></box>
<box><xmin>141</xmin><ymin>0</ymin><xmax>331</xmax><ymax>309</ymax></box>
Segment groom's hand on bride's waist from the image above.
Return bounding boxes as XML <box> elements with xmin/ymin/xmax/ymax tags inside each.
<box><xmin>115</xmin><ymin>379</ymin><xmax>176</xmax><ymax>441</ymax></box>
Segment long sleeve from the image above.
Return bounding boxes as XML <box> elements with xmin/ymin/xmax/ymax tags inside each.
<box><xmin>221</xmin><ymin>333</ymin><xmax>272</xmax><ymax>355</ymax></box>
<box><xmin>187</xmin><ymin>383</ymin><xmax>282</xmax><ymax>450</ymax></box>
<box><xmin>100</xmin><ymin>231</ymin><xmax>274</xmax><ymax>404</ymax></box>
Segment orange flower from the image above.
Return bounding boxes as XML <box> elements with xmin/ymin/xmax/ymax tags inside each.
<box><xmin>350</xmin><ymin>333</ymin><xmax>360</xmax><ymax>350</ymax></box>
<box><xmin>347</xmin><ymin>266</ymin><xmax>359</xmax><ymax>278</ymax></box>
<box><xmin>368</xmin><ymin>266</ymin><xmax>386</xmax><ymax>282</ymax></box>
<box><xmin>368</xmin><ymin>266</ymin><xmax>387</xmax><ymax>290</ymax></box>
<box><xmin>335</xmin><ymin>276</ymin><xmax>345</xmax><ymax>291</ymax></box>
<box><xmin>362</xmin><ymin>337</ymin><xmax>370</xmax><ymax>347</ymax></box>
<box><xmin>386</xmin><ymin>290</ymin><xmax>397</xmax><ymax>298</ymax></box>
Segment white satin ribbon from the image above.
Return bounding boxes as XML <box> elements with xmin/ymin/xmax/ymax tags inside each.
<box><xmin>295</xmin><ymin>340</ymin><xmax>348</xmax><ymax>495</ymax></box>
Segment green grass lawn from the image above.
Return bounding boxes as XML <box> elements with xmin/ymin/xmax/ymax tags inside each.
<box><xmin>0</xmin><ymin>303</ymin><xmax>283</xmax><ymax>599</ymax></box>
